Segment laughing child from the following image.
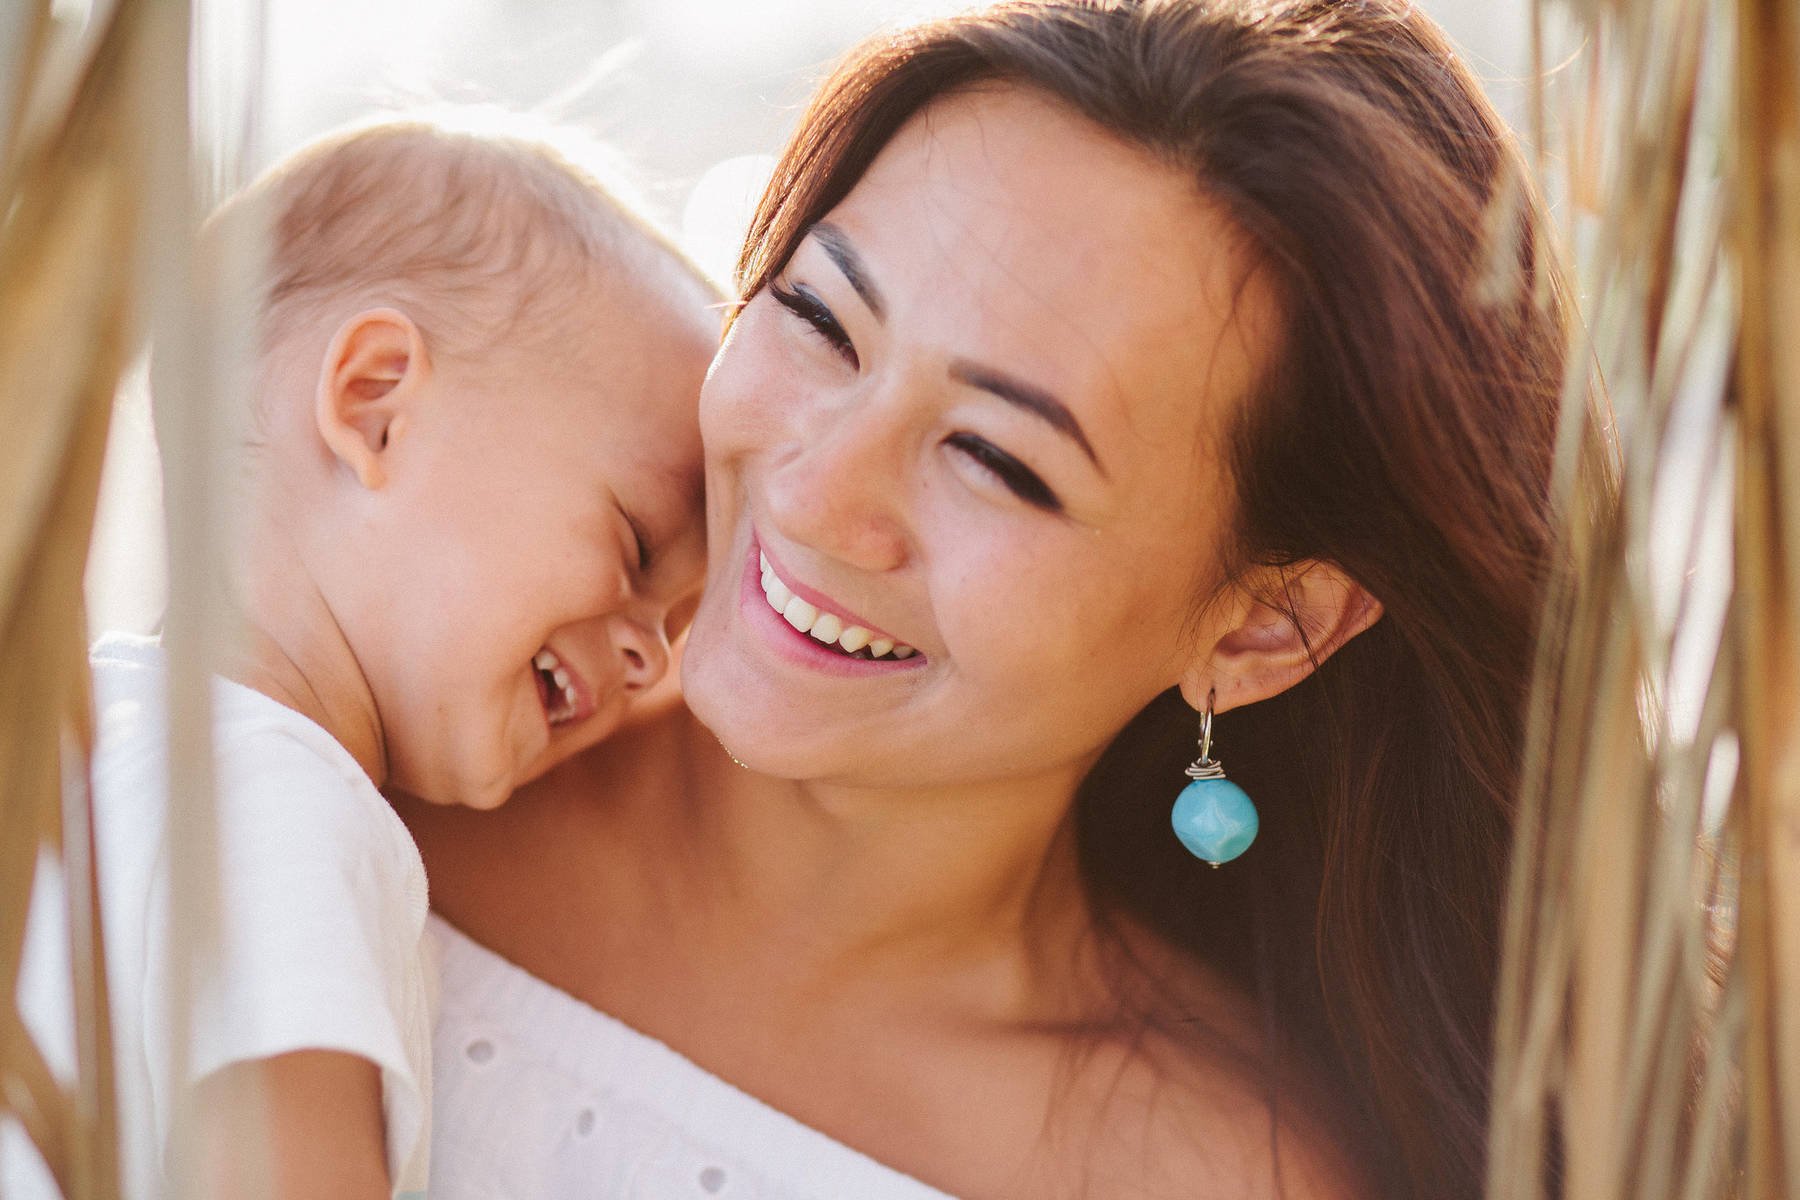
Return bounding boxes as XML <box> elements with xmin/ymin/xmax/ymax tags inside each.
<box><xmin>85</xmin><ymin>118</ymin><xmax>719</xmax><ymax>1199</ymax></box>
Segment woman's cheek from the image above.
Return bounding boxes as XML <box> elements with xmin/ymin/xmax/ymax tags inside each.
<box><xmin>700</xmin><ymin>305</ymin><xmax>801</xmax><ymax>459</ymax></box>
<box><xmin>696</xmin><ymin>348</ymin><xmax>750</xmax><ymax>460</ymax></box>
<box><xmin>933</xmin><ymin>535</ymin><xmax>1057</xmax><ymax>675</ymax></box>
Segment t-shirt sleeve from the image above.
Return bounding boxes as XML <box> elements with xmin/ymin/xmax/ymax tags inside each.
<box><xmin>138</xmin><ymin>723</ymin><xmax>431</xmax><ymax>1194</ymax></box>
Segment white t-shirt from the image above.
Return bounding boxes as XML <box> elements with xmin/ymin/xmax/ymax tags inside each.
<box><xmin>2</xmin><ymin>634</ymin><xmax>434</xmax><ymax>1199</ymax></box>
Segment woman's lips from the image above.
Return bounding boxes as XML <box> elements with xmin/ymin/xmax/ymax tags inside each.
<box><xmin>756</xmin><ymin>549</ymin><xmax>916</xmax><ymax>660</ymax></box>
<box><xmin>754</xmin><ymin>540</ymin><xmax>900</xmax><ymax>646</ymax></box>
<box><xmin>739</xmin><ymin>539</ymin><xmax>925</xmax><ymax>674</ymax></box>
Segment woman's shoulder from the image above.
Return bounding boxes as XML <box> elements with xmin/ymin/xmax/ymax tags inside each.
<box><xmin>1049</xmin><ymin>929</ymin><xmax>1370</xmax><ymax>1200</ymax></box>
<box><xmin>1052</xmin><ymin>1025</ymin><xmax>1368</xmax><ymax>1200</ymax></box>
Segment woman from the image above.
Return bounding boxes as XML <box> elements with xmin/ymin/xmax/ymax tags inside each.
<box><xmin>397</xmin><ymin>1</ymin><xmax>1567</xmax><ymax>1197</ymax></box>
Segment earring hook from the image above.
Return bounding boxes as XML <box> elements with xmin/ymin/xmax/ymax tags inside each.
<box><xmin>1186</xmin><ymin>688</ymin><xmax>1224</xmax><ymax>782</ymax></box>
<box><xmin>1197</xmin><ymin>686</ymin><xmax>1215</xmax><ymax>762</ymax></box>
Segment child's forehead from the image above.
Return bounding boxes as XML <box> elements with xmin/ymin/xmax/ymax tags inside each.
<box><xmin>486</xmin><ymin>267</ymin><xmax>712</xmax><ymax>456</ymax></box>
<box><xmin>506</xmin><ymin>277</ymin><xmax>714</xmax><ymax>385</ymax></box>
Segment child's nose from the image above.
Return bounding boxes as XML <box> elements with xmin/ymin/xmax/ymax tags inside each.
<box><xmin>607</xmin><ymin>610</ymin><xmax>670</xmax><ymax>692</ymax></box>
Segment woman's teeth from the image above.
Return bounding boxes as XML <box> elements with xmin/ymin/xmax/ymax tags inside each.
<box><xmin>533</xmin><ymin>647</ymin><xmax>580</xmax><ymax>724</ymax></box>
<box><xmin>759</xmin><ymin>552</ymin><xmax>916</xmax><ymax>661</ymax></box>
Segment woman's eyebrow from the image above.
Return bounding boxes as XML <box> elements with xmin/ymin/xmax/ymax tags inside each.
<box><xmin>806</xmin><ymin>222</ymin><xmax>1102</xmax><ymax>475</ymax></box>
<box><xmin>810</xmin><ymin>222</ymin><xmax>886</xmax><ymax>321</ymax></box>
<box><xmin>949</xmin><ymin>361</ymin><xmax>1105</xmax><ymax>474</ymax></box>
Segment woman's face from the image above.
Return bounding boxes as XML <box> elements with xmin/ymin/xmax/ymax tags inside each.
<box><xmin>683</xmin><ymin>86</ymin><xmax>1280</xmax><ymax>789</ymax></box>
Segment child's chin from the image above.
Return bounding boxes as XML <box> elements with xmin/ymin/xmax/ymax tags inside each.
<box><xmin>536</xmin><ymin>719</ymin><xmax>623</xmax><ymax>776</ymax></box>
<box><xmin>425</xmin><ymin>783</ymin><xmax>510</xmax><ymax>812</ymax></box>
<box><xmin>433</xmin><ymin>766</ymin><xmax>521</xmax><ymax>812</ymax></box>
<box><xmin>461</xmin><ymin>786</ymin><xmax>516</xmax><ymax>811</ymax></box>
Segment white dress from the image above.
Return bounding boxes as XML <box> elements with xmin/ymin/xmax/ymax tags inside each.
<box><xmin>426</xmin><ymin>916</ymin><xmax>958</xmax><ymax>1200</ymax></box>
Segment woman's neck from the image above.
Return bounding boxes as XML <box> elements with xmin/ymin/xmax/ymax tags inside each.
<box><xmin>402</xmin><ymin>700</ymin><xmax>1108</xmax><ymax>1022</ymax></box>
<box><xmin>665</xmin><ymin>710</ymin><xmax>1097</xmax><ymax>978</ymax></box>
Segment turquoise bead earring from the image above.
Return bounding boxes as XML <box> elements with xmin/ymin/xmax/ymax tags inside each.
<box><xmin>1170</xmin><ymin>689</ymin><xmax>1258</xmax><ymax>866</ymax></box>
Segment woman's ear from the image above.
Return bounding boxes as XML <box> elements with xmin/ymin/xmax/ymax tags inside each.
<box><xmin>1180</xmin><ymin>562</ymin><xmax>1383</xmax><ymax>714</ymax></box>
<box><xmin>314</xmin><ymin>308</ymin><xmax>428</xmax><ymax>490</ymax></box>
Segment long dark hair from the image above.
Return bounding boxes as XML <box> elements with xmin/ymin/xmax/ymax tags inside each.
<box><xmin>735</xmin><ymin>3</ymin><xmax>1568</xmax><ymax>1196</ymax></box>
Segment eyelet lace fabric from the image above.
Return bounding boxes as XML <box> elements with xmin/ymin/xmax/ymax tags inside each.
<box><xmin>425</xmin><ymin>916</ymin><xmax>958</xmax><ymax>1200</ymax></box>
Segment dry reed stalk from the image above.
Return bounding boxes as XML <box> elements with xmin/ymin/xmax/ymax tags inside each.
<box><xmin>141</xmin><ymin>0</ymin><xmax>247</xmax><ymax>1181</ymax></box>
<box><xmin>0</xmin><ymin>0</ymin><xmax>194</xmax><ymax>1196</ymax></box>
<box><xmin>1731</xmin><ymin>0</ymin><xmax>1800</xmax><ymax>1194</ymax></box>
<box><xmin>1490</xmin><ymin>0</ymin><xmax>1796</xmax><ymax>1195</ymax></box>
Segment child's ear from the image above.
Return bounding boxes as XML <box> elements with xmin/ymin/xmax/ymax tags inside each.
<box><xmin>314</xmin><ymin>308</ymin><xmax>428</xmax><ymax>490</ymax></box>
<box><xmin>1179</xmin><ymin>562</ymin><xmax>1383</xmax><ymax>714</ymax></box>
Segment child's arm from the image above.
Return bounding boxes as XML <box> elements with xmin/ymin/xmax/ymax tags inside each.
<box><xmin>130</xmin><ymin>717</ymin><xmax>434</xmax><ymax>1198</ymax></box>
<box><xmin>192</xmin><ymin>1049</ymin><xmax>391</xmax><ymax>1199</ymax></box>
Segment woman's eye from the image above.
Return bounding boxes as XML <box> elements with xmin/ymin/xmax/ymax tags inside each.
<box><xmin>769</xmin><ymin>281</ymin><xmax>859</xmax><ymax>368</ymax></box>
<box><xmin>945</xmin><ymin>432</ymin><xmax>1063</xmax><ymax>513</ymax></box>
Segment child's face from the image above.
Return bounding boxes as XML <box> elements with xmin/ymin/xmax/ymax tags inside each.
<box><xmin>339</xmin><ymin>274</ymin><xmax>715</xmax><ymax>809</ymax></box>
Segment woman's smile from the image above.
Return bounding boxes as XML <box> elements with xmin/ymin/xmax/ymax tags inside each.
<box><xmin>737</xmin><ymin>536</ymin><xmax>926</xmax><ymax>676</ymax></box>
<box><xmin>758</xmin><ymin>538</ymin><xmax>918</xmax><ymax>660</ymax></box>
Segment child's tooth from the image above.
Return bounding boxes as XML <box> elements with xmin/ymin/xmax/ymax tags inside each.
<box><xmin>759</xmin><ymin>551</ymin><xmax>771</xmax><ymax>574</ymax></box>
<box><xmin>809</xmin><ymin>613</ymin><xmax>844</xmax><ymax>643</ymax></box>
<box><xmin>838</xmin><ymin>625</ymin><xmax>872</xmax><ymax>653</ymax></box>
<box><xmin>552</xmin><ymin>667</ymin><xmax>570</xmax><ymax>689</ymax></box>
<box><xmin>867</xmin><ymin>637</ymin><xmax>895</xmax><ymax>658</ymax></box>
<box><xmin>563</xmin><ymin>683</ymin><xmax>578</xmax><ymax>712</ymax></box>
<box><xmin>893</xmin><ymin>645</ymin><xmax>916</xmax><ymax>659</ymax></box>
<box><xmin>534</xmin><ymin>650</ymin><xmax>556</xmax><ymax>671</ymax></box>
<box><xmin>783</xmin><ymin>597</ymin><xmax>819</xmax><ymax>632</ymax></box>
<box><xmin>765</xmin><ymin>577</ymin><xmax>793</xmax><ymax>611</ymax></box>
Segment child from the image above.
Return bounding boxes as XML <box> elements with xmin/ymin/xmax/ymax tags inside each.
<box><xmin>84</xmin><ymin>118</ymin><xmax>720</xmax><ymax>1199</ymax></box>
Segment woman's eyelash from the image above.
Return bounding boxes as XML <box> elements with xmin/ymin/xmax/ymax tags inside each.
<box><xmin>769</xmin><ymin>281</ymin><xmax>858</xmax><ymax>366</ymax></box>
<box><xmin>765</xmin><ymin>282</ymin><xmax>1056</xmax><ymax>513</ymax></box>
<box><xmin>945</xmin><ymin>432</ymin><xmax>1063</xmax><ymax>513</ymax></box>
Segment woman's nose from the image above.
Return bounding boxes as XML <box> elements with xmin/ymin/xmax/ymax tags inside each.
<box><xmin>762</xmin><ymin>403</ymin><xmax>910</xmax><ymax>574</ymax></box>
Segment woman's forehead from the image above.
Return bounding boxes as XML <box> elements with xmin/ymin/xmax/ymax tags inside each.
<box><xmin>819</xmin><ymin>86</ymin><xmax>1279</xmax><ymax>457</ymax></box>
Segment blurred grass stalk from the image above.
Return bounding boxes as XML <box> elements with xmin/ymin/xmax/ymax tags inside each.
<box><xmin>1731</xmin><ymin>0</ymin><xmax>1800</xmax><ymax>1191</ymax></box>
<box><xmin>0</xmin><ymin>0</ymin><xmax>253</xmax><ymax>1194</ymax></box>
<box><xmin>1491</xmin><ymin>0</ymin><xmax>1797</xmax><ymax>1197</ymax></box>
<box><xmin>0</xmin><ymin>2</ymin><xmax>150</xmax><ymax>1195</ymax></box>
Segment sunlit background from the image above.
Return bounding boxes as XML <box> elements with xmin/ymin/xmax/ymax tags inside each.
<box><xmin>84</xmin><ymin>0</ymin><xmax>1532</xmax><ymax>636</ymax></box>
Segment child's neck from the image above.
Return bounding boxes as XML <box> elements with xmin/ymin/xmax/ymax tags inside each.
<box><xmin>228</xmin><ymin>563</ymin><xmax>388</xmax><ymax>789</ymax></box>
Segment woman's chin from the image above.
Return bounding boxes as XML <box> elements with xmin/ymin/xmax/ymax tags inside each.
<box><xmin>681</xmin><ymin>667</ymin><xmax>868</xmax><ymax>785</ymax></box>
<box><xmin>685</xmin><ymin>674</ymin><xmax>818</xmax><ymax>778</ymax></box>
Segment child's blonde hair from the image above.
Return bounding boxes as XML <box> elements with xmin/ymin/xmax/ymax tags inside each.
<box><xmin>216</xmin><ymin>112</ymin><xmax>714</xmax><ymax>365</ymax></box>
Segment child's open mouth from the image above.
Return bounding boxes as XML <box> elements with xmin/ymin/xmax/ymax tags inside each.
<box><xmin>532</xmin><ymin>647</ymin><xmax>584</xmax><ymax>726</ymax></box>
